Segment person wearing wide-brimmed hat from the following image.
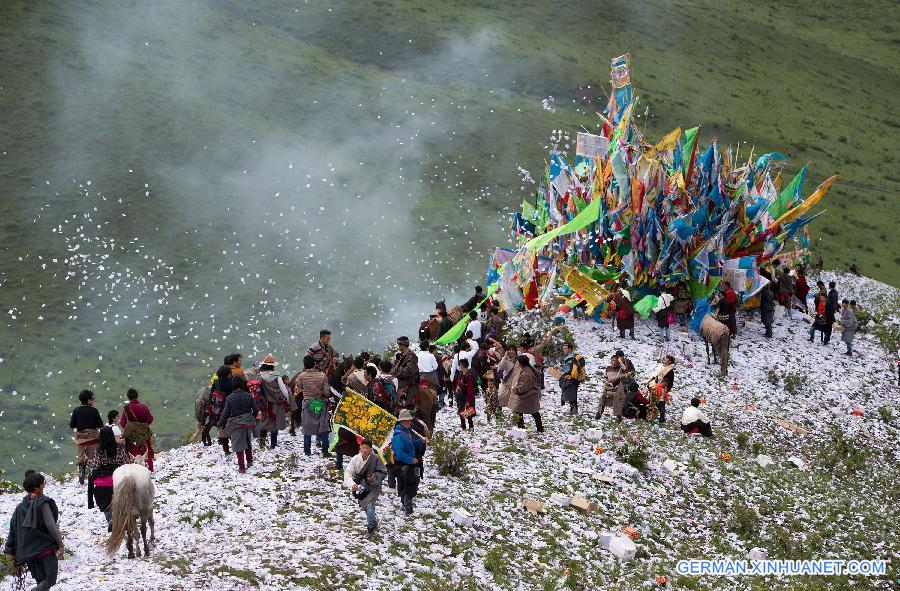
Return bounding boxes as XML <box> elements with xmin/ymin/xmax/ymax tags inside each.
<box><xmin>390</xmin><ymin>409</ymin><xmax>427</xmax><ymax>516</ymax></box>
<box><xmin>257</xmin><ymin>354</ymin><xmax>291</xmax><ymax>450</ymax></box>
<box><xmin>390</xmin><ymin>336</ymin><xmax>420</xmax><ymax>408</ymax></box>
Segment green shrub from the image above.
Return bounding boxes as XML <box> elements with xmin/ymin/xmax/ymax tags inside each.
<box><xmin>483</xmin><ymin>546</ymin><xmax>509</xmax><ymax>581</ymax></box>
<box><xmin>736</xmin><ymin>432</ymin><xmax>750</xmax><ymax>449</ymax></box>
<box><xmin>430</xmin><ymin>431</ymin><xmax>472</xmax><ymax>478</ymax></box>
<box><xmin>783</xmin><ymin>372</ymin><xmax>806</xmax><ymax>396</ymax></box>
<box><xmin>0</xmin><ymin>479</ymin><xmax>20</xmax><ymax>495</ymax></box>
<box><xmin>729</xmin><ymin>499</ymin><xmax>760</xmax><ymax>541</ymax></box>
<box><xmin>615</xmin><ymin>438</ymin><xmax>648</xmax><ymax>472</ymax></box>
<box><xmin>818</xmin><ymin>427</ymin><xmax>871</xmax><ymax>475</ymax></box>
<box><xmin>193</xmin><ymin>509</ymin><xmax>222</xmax><ymax>529</ymax></box>
<box><xmin>500</xmin><ymin>309</ymin><xmax>572</xmax><ymax>358</ymax></box>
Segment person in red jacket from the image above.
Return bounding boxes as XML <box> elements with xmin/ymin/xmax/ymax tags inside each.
<box><xmin>723</xmin><ymin>281</ymin><xmax>738</xmax><ymax>337</ymax></box>
<box><xmin>793</xmin><ymin>265</ymin><xmax>810</xmax><ymax>313</ymax></box>
<box><xmin>120</xmin><ymin>389</ymin><xmax>155</xmax><ymax>471</ymax></box>
<box><xmin>453</xmin><ymin>358</ymin><xmax>477</xmax><ymax>431</ymax></box>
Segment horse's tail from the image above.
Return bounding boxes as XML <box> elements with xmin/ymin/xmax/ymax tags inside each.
<box><xmin>105</xmin><ymin>471</ymin><xmax>137</xmax><ymax>556</ymax></box>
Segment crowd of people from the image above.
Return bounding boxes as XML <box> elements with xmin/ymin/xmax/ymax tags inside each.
<box><xmin>5</xmin><ymin>267</ymin><xmax>862</xmax><ymax>588</ymax></box>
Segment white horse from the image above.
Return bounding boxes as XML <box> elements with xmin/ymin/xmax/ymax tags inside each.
<box><xmin>105</xmin><ymin>464</ymin><xmax>156</xmax><ymax>558</ymax></box>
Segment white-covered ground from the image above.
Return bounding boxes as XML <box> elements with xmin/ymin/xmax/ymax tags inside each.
<box><xmin>1</xmin><ymin>272</ymin><xmax>898</xmax><ymax>591</ymax></box>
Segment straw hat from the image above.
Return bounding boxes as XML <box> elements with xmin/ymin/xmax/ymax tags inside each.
<box><xmin>262</xmin><ymin>354</ymin><xmax>278</xmax><ymax>366</ymax></box>
<box><xmin>397</xmin><ymin>409</ymin><xmax>414</xmax><ymax>422</ymax></box>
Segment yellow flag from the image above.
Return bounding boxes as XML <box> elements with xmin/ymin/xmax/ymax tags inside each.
<box><xmin>773</xmin><ymin>174</ymin><xmax>839</xmax><ymax>227</ymax></box>
<box><xmin>654</xmin><ymin>127</ymin><xmax>682</xmax><ymax>152</ymax></box>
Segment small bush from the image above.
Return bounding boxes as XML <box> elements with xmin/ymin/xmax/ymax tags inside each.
<box><xmin>878</xmin><ymin>406</ymin><xmax>895</xmax><ymax>425</ymax></box>
<box><xmin>193</xmin><ymin>509</ymin><xmax>221</xmax><ymax>529</ymax></box>
<box><xmin>430</xmin><ymin>431</ymin><xmax>472</xmax><ymax>478</ymax></box>
<box><xmin>0</xmin><ymin>479</ymin><xmax>20</xmax><ymax>495</ymax></box>
<box><xmin>615</xmin><ymin>438</ymin><xmax>648</xmax><ymax>472</ymax></box>
<box><xmin>783</xmin><ymin>371</ymin><xmax>806</xmax><ymax>396</ymax></box>
<box><xmin>818</xmin><ymin>427</ymin><xmax>871</xmax><ymax>474</ymax></box>
<box><xmin>483</xmin><ymin>546</ymin><xmax>509</xmax><ymax>580</ymax></box>
<box><xmin>729</xmin><ymin>499</ymin><xmax>760</xmax><ymax>541</ymax></box>
<box><xmin>500</xmin><ymin>309</ymin><xmax>572</xmax><ymax>358</ymax></box>
<box><xmin>735</xmin><ymin>432</ymin><xmax>750</xmax><ymax>449</ymax></box>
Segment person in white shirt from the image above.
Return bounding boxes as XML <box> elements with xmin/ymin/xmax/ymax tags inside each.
<box><xmin>449</xmin><ymin>342</ymin><xmax>477</xmax><ymax>382</ymax></box>
<box><xmin>680</xmin><ymin>397</ymin><xmax>713</xmax><ymax>437</ymax></box>
<box><xmin>107</xmin><ymin>410</ymin><xmax>123</xmax><ymax>443</ymax></box>
<box><xmin>653</xmin><ymin>285</ymin><xmax>676</xmax><ymax>342</ymax></box>
<box><xmin>466</xmin><ymin>311</ymin><xmax>482</xmax><ymax>341</ymax></box>
<box><xmin>342</xmin><ymin>438</ymin><xmax>387</xmax><ymax>534</ymax></box>
<box><xmin>416</xmin><ymin>341</ymin><xmax>440</xmax><ymax>388</ymax></box>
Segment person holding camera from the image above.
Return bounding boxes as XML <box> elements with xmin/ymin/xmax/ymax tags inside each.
<box><xmin>343</xmin><ymin>439</ymin><xmax>388</xmax><ymax>534</ymax></box>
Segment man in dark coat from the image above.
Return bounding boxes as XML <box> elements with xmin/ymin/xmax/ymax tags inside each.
<box><xmin>824</xmin><ymin>281</ymin><xmax>839</xmax><ymax>344</ymax></box>
<box><xmin>460</xmin><ymin>285</ymin><xmax>484</xmax><ymax>314</ymax></box>
<box><xmin>613</xmin><ymin>284</ymin><xmax>635</xmax><ymax>339</ymax></box>
<box><xmin>556</xmin><ymin>343</ymin><xmax>581</xmax><ymax>415</ymax></box>
<box><xmin>69</xmin><ymin>389</ymin><xmax>103</xmax><ymax>484</ymax></box>
<box><xmin>307</xmin><ymin>329</ymin><xmax>338</xmax><ymax>375</ymax></box>
<box><xmin>391</xmin><ymin>336</ymin><xmax>419</xmax><ymax>408</ymax></box>
<box><xmin>4</xmin><ymin>471</ymin><xmax>64</xmax><ymax>591</ymax></box>
<box><xmin>760</xmin><ymin>282</ymin><xmax>776</xmax><ymax>338</ymax></box>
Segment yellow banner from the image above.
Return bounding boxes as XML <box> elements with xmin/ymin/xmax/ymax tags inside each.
<box><xmin>331</xmin><ymin>389</ymin><xmax>397</xmax><ymax>451</ymax></box>
<box><xmin>561</xmin><ymin>265</ymin><xmax>611</xmax><ymax>314</ymax></box>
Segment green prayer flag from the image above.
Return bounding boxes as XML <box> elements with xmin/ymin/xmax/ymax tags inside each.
<box><xmin>682</xmin><ymin>127</ymin><xmax>699</xmax><ymax>176</ymax></box>
<box><xmin>521</xmin><ymin>199</ymin><xmax>537</xmax><ymax>222</ymax></box>
<box><xmin>524</xmin><ymin>197</ymin><xmax>601</xmax><ymax>253</ymax></box>
<box><xmin>689</xmin><ymin>276</ymin><xmax>720</xmax><ymax>300</ymax></box>
<box><xmin>633</xmin><ymin>295</ymin><xmax>659</xmax><ymax>319</ymax></box>
<box><xmin>767</xmin><ymin>165</ymin><xmax>807</xmax><ymax>221</ymax></box>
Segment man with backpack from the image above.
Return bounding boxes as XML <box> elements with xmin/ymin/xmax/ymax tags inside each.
<box><xmin>369</xmin><ymin>362</ymin><xmax>399</xmax><ymax>416</ymax></box>
<box><xmin>556</xmin><ymin>342</ymin><xmax>586</xmax><ymax>415</ymax></box>
<box><xmin>653</xmin><ymin>285</ymin><xmax>675</xmax><ymax>342</ymax></box>
<box><xmin>120</xmin><ymin>388</ymin><xmax>154</xmax><ymax>471</ymax></box>
<box><xmin>198</xmin><ymin>366</ymin><xmax>233</xmax><ymax>451</ymax></box>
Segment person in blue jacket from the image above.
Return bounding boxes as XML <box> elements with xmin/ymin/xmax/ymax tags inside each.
<box><xmin>391</xmin><ymin>410</ymin><xmax>427</xmax><ymax>516</ymax></box>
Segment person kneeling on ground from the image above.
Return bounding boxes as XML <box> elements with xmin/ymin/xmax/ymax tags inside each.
<box><xmin>680</xmin><ymin>397</ymin><xmax>713</xmax><ymax>437</ymax></box>
<box><xmin>343</xmin><ymin>438</ymin><xmax>387</xmax><ymax>534</ymax></box>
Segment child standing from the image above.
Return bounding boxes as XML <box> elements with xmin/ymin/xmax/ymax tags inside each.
<box><xmin>646</xmin><ymin>355</ymin><xmax>675</xmax><ymax>424</ymax></box>
<box><xmin>454</xmin><ymin>358</ymin><xmax>476</xmax><ymax>430</ymax></box>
